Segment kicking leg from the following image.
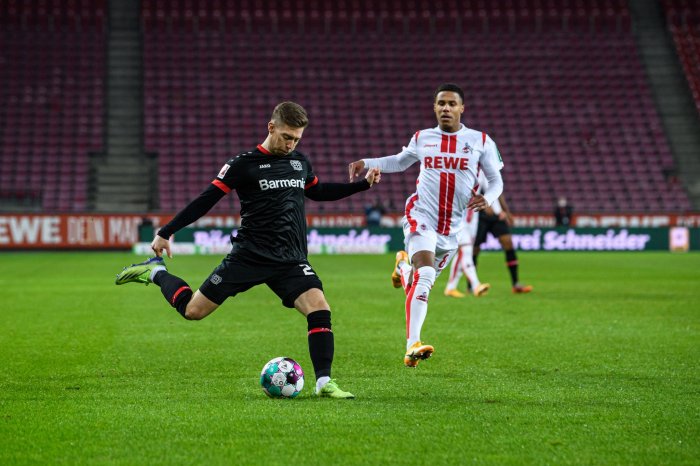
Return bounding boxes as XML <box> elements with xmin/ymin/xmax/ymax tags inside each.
<box><xmin>116</xmin><ymin>257</ymin><xmax>219</xmax><ymax>319</ymax></box>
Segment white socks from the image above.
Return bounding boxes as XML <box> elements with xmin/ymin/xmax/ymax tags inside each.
<box><xmin>406</xmin><ymin>266</ymin><xmax>436</xmax><ymax>349</ymax></box>
<box><xmin>398</xmin><ymin>261</ymin><xmax>413</xmax><ymax>291</ymax></box>
<box><xmin>149</xmin><ymin>266</ymin><xmax>166</xmax><ymax>282</ymax></box>
<box><xmin>445</xmin><ymin>245</ymin><xmax>479</xmax><ymax>291</ymax></box>
<box><xmin>460</xmin><ymin>244</ymin><xmax>480</xmax><ymax>289</ymax></box>
<box><xmin>315</xmin><ymin>376</ymin><xmax>331</xmax><ymax>393</ymax></box>
<box><xmin>445</xmin><ymin>248</ymin><xmax>463</xmax><ymax>291</ymax></box>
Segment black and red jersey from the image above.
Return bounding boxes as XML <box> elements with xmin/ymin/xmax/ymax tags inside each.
<box><xmin>214</xmin><ymin>144</ymin><xmax>318</xmax><ymax>263</ymax></box>
<box><xmin>158</xmin><ymin>144</ymin><xmax>369</xmax><ymax>264</ymax></box>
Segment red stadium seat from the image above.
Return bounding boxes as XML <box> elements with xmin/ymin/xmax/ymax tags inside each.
<box><xmin>0</xmin><ymin>7</ymin><xmax>105</xmax><ymax>211</ymax></box>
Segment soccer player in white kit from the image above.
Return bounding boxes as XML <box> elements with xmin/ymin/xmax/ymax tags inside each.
<box><xmin>443</xmin><ymin>206</ymin><xmax>491</xmax><ymax>298</ymax></box>
<box><xmin>348</xmin><ymin>84</ymin><xmax>504</xmax><ymax>367</ymax></box>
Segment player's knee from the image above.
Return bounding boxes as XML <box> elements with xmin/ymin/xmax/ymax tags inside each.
<box><xmin>295</xmin><ymin>288</ymin><xmax>329</xmax><ymax>313</ymax></box>
<box><xmin>500</xmin><ymin>235</ymin><xmax>514</xmax><ymax>250</ymax></box>
<box><xmin>414</xmin><ymin>266</ymin><xmax>436</xmax><ymax>289</ymax></box>
<box><xmin>184</xmin><ymin>303</ymin><xmax>207</xmax><ymax>320</ymax></box>
<box><xmin>309</xmin><ymin>293</ymin><xmax>328</xmax><ymax>309</ymax></box>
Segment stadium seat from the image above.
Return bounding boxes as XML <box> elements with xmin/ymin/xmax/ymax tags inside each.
<box><xmin>0</xmin><ymin>2</ymin><xmax>105</xmax><ymax>212</ymax></box>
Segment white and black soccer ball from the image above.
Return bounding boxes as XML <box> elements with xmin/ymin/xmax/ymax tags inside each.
<box><xmin>260</xmin><ymin>357</ymin><xmax>304</xmax><ymax>398</ymax></box>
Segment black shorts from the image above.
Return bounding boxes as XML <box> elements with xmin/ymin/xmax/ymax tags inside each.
<box><xmin>198</xmin><ymin>253</ymin><xmax>324</xmax><ymax>308</ymax></box>
<box><xmin>475</xmin><ymin>213</ymin><xmax>511</xmax><ymax>246</ymax></box>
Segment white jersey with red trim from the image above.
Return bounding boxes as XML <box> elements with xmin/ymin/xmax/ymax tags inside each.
<box><xmin>363</xmin><ymin>124</ymin><xmax>504</xmax><ymax>237</ymax></box>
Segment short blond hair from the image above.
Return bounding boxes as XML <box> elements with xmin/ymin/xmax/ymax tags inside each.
<box><xmin>271</xmin><ymin>101</ymin><xmax>309</xmax><ymax>128</ymax></box>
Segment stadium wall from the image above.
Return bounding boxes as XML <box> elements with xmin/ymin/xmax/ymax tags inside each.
<box><xmin>1</xmin><ymin>213</ymin><xmax>700</xmax><ymax>251</ymax></box>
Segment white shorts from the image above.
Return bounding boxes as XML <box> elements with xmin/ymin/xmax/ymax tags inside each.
<box><xmin>402</xmin><ymin>217</ymin><xmax>458</xmax><ymax>277</ymax></box>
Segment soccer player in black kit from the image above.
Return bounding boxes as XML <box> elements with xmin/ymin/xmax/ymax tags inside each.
<box><xmin>115</xmin><ymin>102</ymin><xmax>380</xmax><ymax>399</ymax></box>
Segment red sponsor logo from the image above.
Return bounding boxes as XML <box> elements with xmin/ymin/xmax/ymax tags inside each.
<box><xmin>423</xmin><ymin>156</ymin><xmax>469</xmax><ymax>170</ymax></box>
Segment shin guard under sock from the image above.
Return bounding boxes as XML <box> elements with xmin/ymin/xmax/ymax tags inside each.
<box><xmin>307</xmin><ymin>310</ymin><xmax>334</xmax><ymax>379</ymax></box>
<box><xmin>153</xmin><ymin>270</ymin><xmax>192</xmax><ymax>318</ymax></box>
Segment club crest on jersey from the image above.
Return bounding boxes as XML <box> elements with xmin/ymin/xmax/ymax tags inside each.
<box><xmin>290</xmin><ymin>160</ymin><xmax>303</xmax><ymax>171</ymax></box>
<box><xmin>217</xmin><ymin>164</ymin><xmax>231</xmax><ymax>179</ymax></box>
<box><xmin>462</xmin><ymin>142</ymin><xmax>472</xmax><ymax>154</ymax></box>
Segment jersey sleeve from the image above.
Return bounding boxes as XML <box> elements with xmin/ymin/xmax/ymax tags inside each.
<box><xmin>483</xmin><ymin>135</ymin><xmax>505</xmax><ymax>170</ymax></box>
<box><xmin>304</xmin><ymin>156</ymin><xmax>319</xmax><ymax>189</ymax></box>
<box><xmin>363</xmin><ymin>132</ymin><xmax>419</xmax><ymax>172</ymax></box>
<box><xmin>480</xmin><ymin>135</ymin><xmax>504</xmax><ymax>207</ymax></box>
<box><xmin>211</xmin><ymin>157</ymin><xmax>239</xmax><ymax>193</ymax></box>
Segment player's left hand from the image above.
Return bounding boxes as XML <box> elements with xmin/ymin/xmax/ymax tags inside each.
<box><xmin>365</xmin><ymin>168</ymin><xmax>381</xmax><ymax>187</ymax></box>
<box><xmin>467</xmin><ymin>193</ymin><xmax>488</xmax><ymax>211</ymax></box>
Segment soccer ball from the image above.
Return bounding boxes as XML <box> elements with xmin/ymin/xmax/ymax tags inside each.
<box><xmin>260</xmin><ymin>357</ymin><xmax>304</xmax><ymax>398</ymax></box>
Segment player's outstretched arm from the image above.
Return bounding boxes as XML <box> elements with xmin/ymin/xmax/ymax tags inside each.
<box><xmin>349</xmin><ymin>151</ymin><xmax>418</xmax><ymax>181</ymax></box>
<box><xmin>154</xmin><ymin>184</ymin><xmax>228</xmax><ymax>257</ymax></box>
<box><xmin>349</xmin><ymin>135</ymin><xmax>420</xmax><ymax>182</ymax></box>
<box><xmin>305</xmin><ymin>168</ymin><xmax>380</xmax><ymax>202</ymax></box>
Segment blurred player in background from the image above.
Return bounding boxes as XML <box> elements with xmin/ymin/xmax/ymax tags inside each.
<box><xmin>473</xmin><ymin>179</ymin><xmax>533</xmax><ymax>294</ymax></box>
<box><xmin>348</xmin><ymin>83</ymin><xmax>503</xmax><ymax>367</ymax></box>
<box><xmin>115</xmin><ymin>101</ymin><xmax>381</xmax><ymax>399</ymax></box>
<box><xmin>443</xmin><ymin>207</ymin><xmax>490</xmax><ymax>298</ymax></box>
<box><xmin>554</xmin><ymin>196</ymin><xmax>573</xmax><ymax>227</ymax></box>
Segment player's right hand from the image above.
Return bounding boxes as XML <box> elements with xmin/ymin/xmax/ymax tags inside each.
<box><xmin>151</xmin><ymin>234</ymin><xmax>172</xmax><ymax>258</ymax></box>
<box><xmin>348</xmin><ymin>160</ymin><xmax>366</xmax><ymax>181</ymax></box>
<box><xmin>467</xmin><ymin>193</ymin><xmax>488</xmax><ymax>211</ymax></box>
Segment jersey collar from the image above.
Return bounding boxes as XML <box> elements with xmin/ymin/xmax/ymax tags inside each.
<box><xmin>435</xmin><ymin>123</ymin><xmax>465</xmax><ymax>134</ymax></box>
<box><xmin>257</xmin><ymin>144</ymin><xmax>272</xmax><ymax>155</ymax></box>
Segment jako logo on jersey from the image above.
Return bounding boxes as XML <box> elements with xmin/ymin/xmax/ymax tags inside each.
<box><xmin>217</xmin><ymin>164</ymin><xmax>231</xmax><ymax>179</ymax></box>
<box><xmin>416</xmin><ymin>292</ymin><xmax>428</xmax><ymax>303</ymax></box>
<box><xmin>259</xmin><ymin>164</ymin><xmax>271</xmax><ymax>169</ymax></box>
<box><xmin>259</xmin><ymin>178</ymin><xmax>305</xmax><ymax>190</ymax></box>
<box><xmin>423</xmin><ymin>156</ymin><xmax>469</xmax><ymax>169</ymax></box>
<box><xmin>290</xmin><ymin>160</ymin><xmax>303</xmax><ymax>171</ymax></box>
<box><xmin>462</xmin><ymin>142</ymin><xmax>472</xmax><ymax>153</ymax></box>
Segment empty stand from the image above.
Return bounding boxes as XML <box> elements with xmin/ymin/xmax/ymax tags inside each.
<box><xmin>139</xmin><ymin>0</ymin><xmax>631</xmax><ymax>35</ymax></box>
<box><xmin>664</xmin><ymin>0</ymin><xmax>700</xmax><ymax>113</ymax></box>
<box><xmin>0</xmin><ymin>0</ymin><xmax>105</xmax><ymax>211</ymax></box>
<box><xmin>142</xmin><ymin>1</ymin><xmax>688</xmax><ymax>214</ymax></box>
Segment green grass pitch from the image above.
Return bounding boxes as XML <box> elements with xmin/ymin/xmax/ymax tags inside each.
<box><xmin>1</xmin><ymin>251</ymin><xmax>698</xmax><ymax>465</ymax></box>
